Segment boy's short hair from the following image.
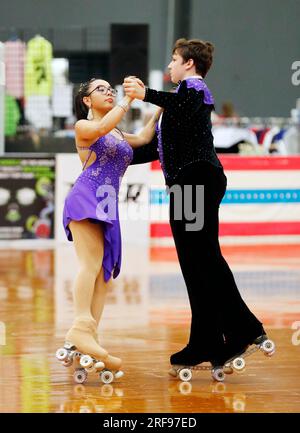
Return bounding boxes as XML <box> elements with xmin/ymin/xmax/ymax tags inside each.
<box><xmin>173</xmin><ymin>38</ymin><xmax>214</xmax><ymax>77</ymax></box>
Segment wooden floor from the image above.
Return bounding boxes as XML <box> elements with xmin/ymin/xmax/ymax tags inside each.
<box><xmin>0</xmin><ymin>243</ymin><xmax>299</xmax><ymax>413</ymax></box>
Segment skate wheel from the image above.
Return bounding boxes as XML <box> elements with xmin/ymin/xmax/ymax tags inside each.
<box><xmin>178</xmin><ymin>381</ymin><xmax>192</xmax><ymax>395</ymax></box>
<box><xmin>62</xmin><ymin>358</ymin><xmax>73</xmax><ymax>367</ymax></box>
<box><xmin>80</xmin><ymin>354</ymin><xmax>93</xmax><ymax>368</ymax></box>
<box><xmin>73</xmin><ymin>368</ymin><xmax>88</xmax><ymax>384</ymax></box>
<box><xmin>168</xmin><ymin>367</ymin><xmax>178</xmax><ymax>377</ymax></box>
<box><xmin>178</xmin><ymin>368</ymin><xmax>192</xmax><ymax>382</ymax></box>
<box><xmin>232</xmin><ymin>357</ymin><xmax>246</xmax><ymax>371</ymax></box>
<box><xmin>114</xmin><ymin>370</ymin><xmax>124</xmax><ymax>380</ymax></box>
<box><xmin>264</xmin><ymin>349</ymin><xmax>275</xmax><ymax>357</ymax></box>
<box><xmin>56</xmin><ymin>348</ymin><xmax>68</xmax><ymax>361</ymax></box>
<box><xmin>94</xmin><ymin>361</ymin><xmax>105</xmax><ymax>370</ymax></box>
<box><xmin>261</xmin><ymin>339</ymin><xmax>275</xmax><ymax>354</ymax></box>
<box><xmin>64</xmin><ymin>342</ymin><xmax>76</xmax><ymax>350</ymax></box>
<box><xmin>100</xmin><ymin>370</ymin><xmax>114</xmax><ymax>384</ymax></box>
<box><xmin>211</xmin><ymin>367</ymin><xmax>225</xmax><ymax>382</ymax></box>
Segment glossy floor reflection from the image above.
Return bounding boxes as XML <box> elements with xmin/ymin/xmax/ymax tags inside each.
<box><xmin>0</xmin><ymin>243</ymin><xmax>299</xmax><ymax>413</ymax></box>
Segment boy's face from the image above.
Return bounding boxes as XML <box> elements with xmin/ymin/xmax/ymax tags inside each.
<box><xmin>168</xmin><ymin>51</ymin><xmax>188</xmax><ymax>84</ymax></box>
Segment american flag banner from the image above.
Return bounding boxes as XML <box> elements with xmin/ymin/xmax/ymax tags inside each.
<box><xmin>149</xmin><ymin>156</ymin><xmax>300</xmax><ymax>248</ymax></box>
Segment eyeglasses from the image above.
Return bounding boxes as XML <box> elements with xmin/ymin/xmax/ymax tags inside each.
<box><xmin>87</xmin><ymin>85</ymin><xmax>118</xmax><ymax>97</ymax></box>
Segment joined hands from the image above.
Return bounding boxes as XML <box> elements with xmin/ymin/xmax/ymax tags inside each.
<box><xmin>123</xmin><ymin>76</ymin><xmax>146</xmax><ymax>100</ymax></box>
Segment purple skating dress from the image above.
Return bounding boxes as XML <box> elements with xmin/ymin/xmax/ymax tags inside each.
<box><xmin>63</xmin><ymin>133</ymin><xmax>133</xmax><ymax>282</ymax></box>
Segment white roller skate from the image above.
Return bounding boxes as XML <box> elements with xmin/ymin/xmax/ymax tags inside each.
<box><xmin>169</xmin><ymin>363</ymin><xmax>226</xmax><ymax>382</ymax></box>
<box><xmin>224</xmin><ymin>334</ymin><xmax>276</xmax><ymax>373</ymax></box>
<box><xmin>55</xmin><ymin>342</ymin><xmax>124</xmax><ymax>385</ymax></box>
<box><xmin>79</xmin><ymin>353</ymin><xmax>124</xmax><ymax>384</ymax></box>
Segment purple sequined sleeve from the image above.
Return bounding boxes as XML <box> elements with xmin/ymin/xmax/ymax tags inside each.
<box><xmin>177</xmin><ymin>78</ymin><xmax>214</xmax><ymax>106</ymax></box>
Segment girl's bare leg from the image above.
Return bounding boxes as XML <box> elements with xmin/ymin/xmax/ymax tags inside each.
<box><xmin>65</xmin><ymin>219</ymin><xmax>121</xmax><ymax>369</ymax></box>
<box><xmin>91</xmin><ymin>266</ymin><xmax>122</xmax><ymax>370</ymax></box>
<box><xmin>91</xmin><ymin>267</ymin><xmax>110</xmax><ymax>327</ymax></box>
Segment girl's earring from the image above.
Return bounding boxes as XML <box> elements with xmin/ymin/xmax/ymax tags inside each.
<box><xmin>87</xmin><ymin>108</ymin><xmax>93</xmax><ymax>120</ymax></box>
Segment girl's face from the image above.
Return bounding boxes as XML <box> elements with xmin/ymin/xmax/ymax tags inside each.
<box><xmin>83</xmin><ymin>79</ymin><xmax>117</xmax><ymax>113</ymax></box>
<box><xmin>168</xmin><ymin>51</ymin><xmax>189</xmax><ymax>84</ymax></box>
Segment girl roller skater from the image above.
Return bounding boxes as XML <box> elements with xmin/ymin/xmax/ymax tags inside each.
<box><xmin>124</xmin><ymin>39</ymin><xmax>275</xmax><ymax>381</ymax></box>
<box><xmin>56</xmin><ymin>77</ymin><xmax>161</xmax><ymax>383</ymax></box>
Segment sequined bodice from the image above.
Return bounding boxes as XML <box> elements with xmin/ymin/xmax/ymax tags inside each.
<box><xmin>77</xmin><ymin>133</ymin><xmax>133</xmax><ymax>193</ymax></box>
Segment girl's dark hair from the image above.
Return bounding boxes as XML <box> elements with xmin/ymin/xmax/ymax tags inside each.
<box><xmin>172</xmin><ymin>38</ymin><xmax>214</xmax><ymax>78</ymax></box>
<box><xmin>74</xmin><ymin>78</ymin><xmax>97</xmax><ymax>120</ymax></box>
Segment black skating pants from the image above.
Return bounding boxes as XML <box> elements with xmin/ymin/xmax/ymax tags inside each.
<box><xmin>169</xmin><ymin>161</ymin><xmax>263</xmax><ymax>358</ymax></box>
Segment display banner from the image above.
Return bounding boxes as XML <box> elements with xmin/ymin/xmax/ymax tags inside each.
<box><xmin>0</xmin><ymin>155</ymin><xmax>55</xmax><ymax>239</ymax></box>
